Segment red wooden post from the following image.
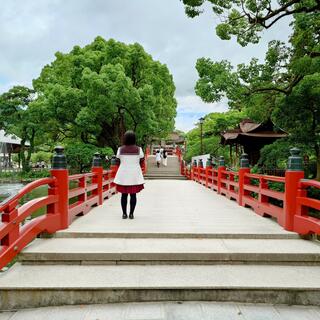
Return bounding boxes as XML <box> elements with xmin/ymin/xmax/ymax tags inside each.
<box><xmin>217</xmin><ymin>156</ymin><xmax>226</xmax><ymax>195</ymax></box>
<box><xmin>78</xmin><ymin>175</ymin><xmax>88</xmax><ymax>214</ymax></box>
<box><xmin>180</xmin><ymin>160</ymin><xmax>184</xmax><ymax>176</ymax></box>
<box><xmin>283</xmin><ymin>148</ymin><xmax>304</xmax><ymax>231</ymax></box>
<box><xmin>1</xmin><ymin>204</ymin><xmax>19</xmax><ymax>248</ymax></box>
<box><xmin>50</xmin><ymin>146</ymin><xmax>69</xmax><ymax>230</ymax></box>
<box><xmin>238</xmin><ymin>153</ymin><xmax>250</xmax><ymax>206</ymax></box>
<box><xmin>92</xmin><ymin>153</ymin><xmax>103</xmax><ymax>206</ymax></box>
<box><xmin>238</xmin><ymin>168</ymin><xmax>250</xmax><ymax>205</ymax></box>
<box><xmin>110</xmin><ymin>156</ymin><xmax>119</xmax><ymax>193</ymax></box>
<box><xmin>205</xmin><ymin>157</ymin><xmax>213</xmax><ymax>188</ymax></box>
<box><xmin>198</xmin><ymin>159</ymin><xmax>204</xmax><ymax>184</ymax></box>
<box><xmin>192</xmin><ymin>159</ymin><xmax>197</xmax><ymax>181</ymax></box>
<box><xmin>257</xmin><ymin>177</ymin><xmax>269</xmax><ymax>216</ymax></box>
<box><xmin>144</xmin><ymin>147</ymin><xmax>150</xmax><ymax>174</ymax></box>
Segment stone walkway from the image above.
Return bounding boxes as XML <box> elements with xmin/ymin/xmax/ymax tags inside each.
<box><xmin>1</xmin><ymin>180</ymin><xmax>320</xmax><ymax>310</ymax></box>
<box><xmin>57</xmin><ymin>180</ymin><xmax>297</xmax><ymax>239</ymax></box>
<box><xmin>1</xmin><ymin>302</ymin><xmax>320</xmax><ymax>319</ymax></box>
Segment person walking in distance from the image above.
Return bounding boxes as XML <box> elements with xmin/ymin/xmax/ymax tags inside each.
<box><xmin>155</xmin><ymin>150</ymin><xmax>161</xmax><ymax>168</ymax></box>
<box><xmin>114</xmin><ymin>131</ymin><xmax>145</xmax><ymax>219</ymax></box>
<box><xmin>162</xmin><ymin>148</ymin><xmax>167</xmax><ymax>167</ymax></box>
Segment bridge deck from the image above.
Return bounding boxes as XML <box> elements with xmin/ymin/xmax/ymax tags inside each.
<box><xmin>3</xmin><ymin>179</ymin><xmax>320</xmax><ymax>310</ymax></box>
<box><xmin>57</xmin><ymin>180</ymin><xmax>296</xmax><ymax>239</ymax></box>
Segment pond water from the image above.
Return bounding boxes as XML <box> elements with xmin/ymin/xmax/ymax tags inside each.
<box><xmin>0</xmin><ymin>183</ymin><xmax>48</xmax><ymax>218</ymax></box>
<box><xmin>0</xmin><ymin>183</ymin><xmax>25</xmax><ymax>202</ymax></box>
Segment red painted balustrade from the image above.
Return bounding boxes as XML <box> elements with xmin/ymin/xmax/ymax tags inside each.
<box><xmin>294</xmin><ymin>180</ymin><xmax>320</xmax><ymax>234</ymax></box>
<box><xmin>179</xmin><ymin>154</ymin><xmax>320</xmax><ymax>236</ymax></box>
<box><xmin>141</xmin><ymin>146</ymin><xmax>150</xmax><ymax>175</ymax></box>
<box><xmin>0</xmin><ymin>164</ymin><xmax>118</xmax><ymax>270</ymax></box>
<box><xmin>175</xmin><ymin>146</ymin><xmax>182</xmax><ymax>162</ymax></box>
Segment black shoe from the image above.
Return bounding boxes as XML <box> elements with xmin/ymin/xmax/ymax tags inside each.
<box><xmin>129</xmin><ymin>213</ymin><xmax>134</xmax><ymax>219</ymax></box>
<box><xmin>122</xmin><ymin>213</ymin><xmax>128</xmax><ymax>219</ymax></box>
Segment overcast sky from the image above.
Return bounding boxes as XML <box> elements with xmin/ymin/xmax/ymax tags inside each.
<box><xmin>0</xmin><ymin>0</ymin><xmax>292</xmax><ymax>132</ymax></box>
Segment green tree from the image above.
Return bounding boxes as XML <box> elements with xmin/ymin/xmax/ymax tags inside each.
<box><xmin>0</xmin><ymin>86</ymin><xmax>43</xmax><ymax>172</ymax></box>
<box><xmin>274</xmin><ymin>74</ymin><xmax>320</xmax><ymax>178</ymax></box>
<box><xmin>64</xmin><ymin>142</ymin><xmax>113</xmax><ymax>173</ymax></box>
<box><xmin>33</xmin><ymin>37</ymin><xmax>177</xmax><ymax>152</ymax></box>
<box><xmin>191</xmin><ymin>10</ymin><xmax>320</xmax><ymax>177</ymax></box>
<box><xmin>185</xmin><ymin>111</ymin><xmax>245</xmax><ymax>164</ymax></box>
<box><xmin>181</xmin><ymin>0</ymin><xmax>320</xmax><ymax>46</ymax></box>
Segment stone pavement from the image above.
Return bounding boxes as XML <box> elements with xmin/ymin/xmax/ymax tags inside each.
<box><xmin>1</xmin><ymin>180</ymin><xmax>320</xmax><ymax>309</ymax></box>
<box><xmin>56</xmin><ymin>180</ymin><xmax>297</xmax><ymax>238</ymax></box>
<box><xmin>1</xmin><ymin>302</ymin><xmax>320</xmax><ymax>319</ymax></box>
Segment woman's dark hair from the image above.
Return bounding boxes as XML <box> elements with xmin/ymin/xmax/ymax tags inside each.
<box><xmin>123</xmin><ymin>130</ymin><xmax>136</xmax><ymax>146</ymax></box>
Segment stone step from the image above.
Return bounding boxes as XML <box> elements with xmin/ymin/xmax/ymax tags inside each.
<box><xmin>145</xmin><ymin>172</ymin><xmax>183</xmax><ymax>176</ymax></box>
<box><xmin>145</xmin><ymin>176</ymin><xmax>187</xmax><ymax>180</ymax></box>
<box><xmin>54</xmin><ymin>230</ymin><xmax>299</xmax><ymax>240</ymax></box>
<box><xmin>19</xmin><ymin>238</ymin><xmax>320</xmax><ymax>265</ymax></box>
<box><xmin>1</xmin><ymin>263</ymin><xmax>320</xmax><ymax>309</ymax></box>
<box><xmin>147</xmin><ymin>169</ymin><xmax>180</xmax><ymax>173</ymax></box>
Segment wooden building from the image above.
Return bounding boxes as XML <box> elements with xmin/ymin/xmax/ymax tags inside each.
<box><xmin>221</xmin><ymin>119</ymin><xmax>287</xmax><ymax>165</ymax></box>
<box><xmin>0</xmin><ymin>130</ymin><xmax>29</xmax><ymax>169</ymax></box>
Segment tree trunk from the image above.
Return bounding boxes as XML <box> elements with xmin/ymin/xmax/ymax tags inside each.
<box><xmin>26</xmin><ymin>129</ymin><xmax>35</xmax><ymax>169</ymax></box>
<box><xmin>20</xmin><ymin>139</ymin><xmax>30</xmax><ymax>172</ymax></box>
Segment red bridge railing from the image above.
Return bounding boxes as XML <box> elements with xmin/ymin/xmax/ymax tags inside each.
<box><xmin>0</xmin><ymin>148</ymin><xmax>118</xmax><ymax>270</ymax></box>
<box><xmin>180</xmin><ymin>148</ymin><xmax>320</xmax><ymax>235</ymax></box>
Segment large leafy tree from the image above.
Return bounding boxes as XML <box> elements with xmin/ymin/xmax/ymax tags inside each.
<box><xmin>0</xmin><ymin>86</ymin><xmax>43</xmax><ymax>172</ymax></box>
<box><xmin>33</xmin><ymin>37</ymin><xmax>177</xmax><ymax>152</ymax></box>
<box><xmin>181</xmin><ymin>0</ymin><xmax>320</xmax><ymax>46</ymax></box>
<box><xmin>191</xmin><ymin>10</ymin><xmax>320</xmax><ymax>177</ymax></box>
<box><xmin>185</xmin><ymin>111</ymin><xmax>245</xmax><ymax>164</ymax></box>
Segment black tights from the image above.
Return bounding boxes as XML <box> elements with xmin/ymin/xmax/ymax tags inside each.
<box><xmin>121</xmin><ymin>193</ymin><xmax>137</xmax><ymax>215</ymax></box>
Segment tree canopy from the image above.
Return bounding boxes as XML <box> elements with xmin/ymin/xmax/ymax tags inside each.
<box><xmin>185</xmin><ymin>111</ymin><xmax>245</xmax><ymax>164</ymax></box>
<box><xmin>33</xmin><ymin>37</ymin><xmax>177</xmax><ymax>152</ymax></box>
<box><xmin>189</xmin><ymin>6</ymin><xmax>320</xmax><ymax>177</ymax></box>
<box><xmin>182</xmin><ymin>0</ymin><xmax>320</xmax><ymax>46</ymax></box>
<box><xmin>0</xmin><ymin>86</ymin><xmax>43</xmax><ymax>171</ymax></box>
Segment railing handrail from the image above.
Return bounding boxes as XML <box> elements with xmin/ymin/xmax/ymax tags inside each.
<box><xmin>185</xmin><ymin>150</ymin><xmax>320</xmax><ymax>236</ymax></box>
<box><xmin>299</xmin><ymin>179</ymin><xmax>320</xmax><ymax>189</ymax></box>
<box><xmin>245</xmin><ymin>173</ymin><xmax>285</xmax><ymax>183</ymax></box>
<box><xmin>0</xmin><ymin>177</ymin><xmax>56</xmax><ymax>211</ymax></box>
<box><xmin>0</xmin><ymin>153</ymin><xmax>119</xmax><ymax>271</ymax></box>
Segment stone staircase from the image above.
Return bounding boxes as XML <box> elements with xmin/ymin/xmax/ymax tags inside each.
<box><xmin>145</xmin><ymin>155</ymin><xmax>186</xmax><ymax>180</ymax></box>
<box><xmin>2</xmin><ymin>234</ymin><xmax>320</xmax><ymax>309</ymax></box>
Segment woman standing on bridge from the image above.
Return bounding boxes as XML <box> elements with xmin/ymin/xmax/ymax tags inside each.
<box><xmin>114</xmin><ymin>131</ymin><xmax>145</xmax><ymax>219</ymax></box>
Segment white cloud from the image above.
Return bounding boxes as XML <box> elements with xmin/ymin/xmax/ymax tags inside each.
<box><xmin>175</xmin><ymin>95</ymin><xmax>229</xmax><ymax>132</ymax></box>
<box><xmin>177</xmin><ymin>95</ymin><xmax>228</xmax><ymax>114</ymax></box>
<box><xmin>0</xmin><ymin>0</ymin><xmax>292</xmax><ymax>131</ymax></box>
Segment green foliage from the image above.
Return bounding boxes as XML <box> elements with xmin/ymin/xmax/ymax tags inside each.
<box><xmin>30</xmin><ymin>151</ymin><xmax>52</xmax><ymax>165</ymax></box>
<box><xmin>0</xmin><ymin>86</ymin><xmax>44</xmax><ymax>172</ymax></box>
<box><xmin>64</xmin><ymin>142</ymin><xmax>112</xmax><ymax>173</ymax></box>
<box><xmin>191</xmin><ymin>8</ymin><xmax>320</xmax><ymax>177</ymax></box>
<box><xmin>185</xmin><ymin>110</ymin><xmax>245</xmax><ymax>164</ymax></box>
<box><xmin>33</xmin><ymin>37</ymin><xmax>177</xmax><ymax>152</ymax></box>
<box><xmin>182</xmin><ymin>0</ymin><xmax>320</xmax><ymax>46</ymax></box>
<box><xmin>257</xmin><ymin>139</ymin><xmax>313</xmax><ymax>169</ymax></box>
